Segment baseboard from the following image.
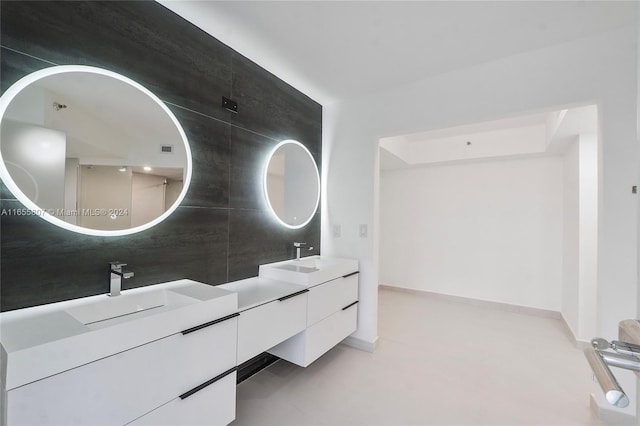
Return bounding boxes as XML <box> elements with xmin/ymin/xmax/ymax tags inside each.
<box><xmin>559</xmin><ymin>312</ymin><xmax>592</xmax><ymax>349</ymax></box>
<box><xmin>341</xmin><ymin>335</ymin><xmax>378</xmax><ymax>353</ymax></box>
<box><xmin>379</xmin><ymin>285</ymin><xmax>561</xmax><ymax>320</ymax></box>
<box><xmin>590</xmin><ymin>393</ymin><xmax>636</xmax><ymax>426</ymax></box>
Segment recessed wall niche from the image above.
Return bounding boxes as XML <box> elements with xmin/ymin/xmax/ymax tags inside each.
<box><xmin>0</xmin><ymin>1</ymin><xmax>321</xmax><ymax>311</ymax></box>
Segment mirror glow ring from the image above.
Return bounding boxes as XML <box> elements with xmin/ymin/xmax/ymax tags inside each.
<box><xmin>0</xmin><ymin>65</ymin><xmax>192</xmax><ymax>236</ymax></box>
<box><xmin>263</xmin><ymin>139</ymin><xmax>320</xmax><ymax>229</ymax></box>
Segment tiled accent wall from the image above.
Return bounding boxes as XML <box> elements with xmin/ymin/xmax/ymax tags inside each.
<box><xmin>0</xmin><ymin>1</ymin><xmax>321</xmax><ymax>311</ymax></box>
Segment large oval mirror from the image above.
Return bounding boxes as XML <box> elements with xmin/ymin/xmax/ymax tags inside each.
<box><xmin>0</xmin><ymin>65</ymin><xmax>192</xmax><ymax>236</ymax></box>
<box><xmin>263</xmin><ymin>140</ymin><xmax>320</xmax><ymax>229</ymax></box>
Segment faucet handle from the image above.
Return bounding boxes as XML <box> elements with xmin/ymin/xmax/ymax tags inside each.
<box><xmin>293</xmin><ymin>242</ymin><xmax>306</xmax><ymax>248</ymax></box>
<box><xmin>109</xmin><ymin>261</ymin><xmax>127</xmax><ymax>269</ymax></box>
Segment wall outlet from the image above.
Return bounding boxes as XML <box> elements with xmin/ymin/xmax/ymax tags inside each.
<box><xmin>333</xmin><ymin>224</ymin><xmax>341</xmax><ymax>238</ymax></box>
<box><xmin>359</xmin><ymin>224</ymin><xmax>368</xmax><ymax>238</ymax></box>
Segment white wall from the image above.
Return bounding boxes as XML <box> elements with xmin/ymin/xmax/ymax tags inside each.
<box><xmin>78</xmin><ymin>165</ymin><xmax>132</xmax><ymax>230</ymax></box>
<box><xmin>561</xmin><ymin>134</ymin><xmax>599</xmax><ymax>345</ymax></box>
<box><xmin>131</xmin><ymin>172</ymin><xmax>165</xmax><ymax>228</ymax></box>
<box><xmin>1</xmin><ymin>120</ymin><xmax>66</xmax><ymax>212</ymax></box>
<box><xmin>380</xmin><ymin>157</ymin><xmax>563</xmax><ymax>311</ymax></box>
<box><xmin>64</xmin><ymin>158</ymin><xmax>79</xmax><ymax>225</ymax></box>
<box><xmin>637</xmin><ymin>9</ymin><xmax>640</xmax><ymax>424</ymax></box>
<box><xmin>562</xmin><ymin>139</ymin><xmax>580</xmax><ymax>336</ymax></box>
<box><xmin>283</xmin><ymin>148</ymin><xmax>319</xmax><ymax>227</ymax></box>
<box><xmin>578</xmin><ymin>134</ymin><xmax>599</xmax><ymax>343</ymax></box>
<box><xmin>267</xmin><ymin>173</ymin><xmax>285</xmax><ymax>217</ymax></box>
<box><xmin>164</xmin><ymin>179</ymin><xmax>183</xmax><ymax>212</ymax></box>
<box><xmin>322</xmin><ymin>26</ymin><xmax>638</xmax><ymax>413</ymax></box>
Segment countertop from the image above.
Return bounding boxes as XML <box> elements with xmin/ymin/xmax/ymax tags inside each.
<box><xmin>218</xmin><ymin>277</ymin><xmax>306</xmax><ymax>311</ymax></box>
<box><xmin>0</xmin><ymin>279</ymin><xmax>237</xmax><ymax>390</ymax></box>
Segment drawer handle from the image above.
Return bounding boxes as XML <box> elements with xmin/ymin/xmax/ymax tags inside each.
<box><xmin>342</xmin><ymin>271</ymin><xmax>359</xmax><ymax>278</ymax></box>
<box><xmin>342</xmin><ymin>301</ymin><xmax>359</xmax><ymax>311</ymax></box>
<box><xmin>179</xmin><ymin>367</ymin><xmax>237</xmax><ymax>400</ymax></box>
<box><xmin>181</xmin><ymin>312</ymin><xmax>240</xmax><ymax>335</ymax></box>
<box><xmin>277</xmin><ymin>289</ymin><xmax>309</xmax><ymax>302</ymax></box>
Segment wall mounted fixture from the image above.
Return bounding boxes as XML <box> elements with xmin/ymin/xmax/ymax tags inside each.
<box><xmin>584</xmin><ymin>337</ymin><xmax>640</xmax><ymax>408</ymax></box>
<box><xmin>0</xmin><ymin>65</ymin><xmax>193</xmax><ymax>237</ymax></box>
<box><xmin>222</xmin><ymin>96</ymin><xmax>238</xmax><ymax>113</ymax></box>
<box><xmin>263</xmin><ymin>140</ymin><xmax>320</xmax><ymax>229</ymax></box>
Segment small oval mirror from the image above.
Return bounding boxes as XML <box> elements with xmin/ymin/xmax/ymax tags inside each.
<box><xmin>263</xmin><ymin>140</ymin><xmax>320</xmax><ymax>229</ymax></box>
<box><xmin>0</xmin><ymin>65</ymin><xmax>192</xmax><ymax>236</ymax></box>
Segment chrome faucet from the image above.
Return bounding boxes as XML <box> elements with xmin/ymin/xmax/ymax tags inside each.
<box><xmin>293</xmin><ymin>242</ymin><xmax>313</xmax><ymax>261</ymax></box>
<box><xmin>108</xmin><ymin>261</ymin><xmax>134</xmax><ymax>297</ymax></box>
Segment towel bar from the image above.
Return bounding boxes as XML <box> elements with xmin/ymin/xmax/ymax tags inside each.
<box><xmin>584</xmin><ymin>337</ymin><xmax>640</xmax><ymax>408</ymax></box>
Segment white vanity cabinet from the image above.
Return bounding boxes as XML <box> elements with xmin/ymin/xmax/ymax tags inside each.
<box><xmin>1</xmin><ymin>280</ymin><xmax>238</xmax><ymax>426</ymax></box>
<box><xmin>268</xmin><ymin>271</ymin><xmax>359</xmax><ymax>367</ymax></box>
<box><xmin>219</xmin><ymin>278</ymin><xmax>308</xmax><ymax>365</ymax></box>
<box><xmin>7</xmin><ymin>315</ymin><xmax>238</xmax><ymax>426</ymax></box>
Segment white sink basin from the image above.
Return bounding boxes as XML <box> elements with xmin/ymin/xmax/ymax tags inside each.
<box><xmin>274</xmin><ymin>262</ymin><xmax>319</xmax><ymax>273</ymax></box>
<box><xmin>284</xmin><ymin>258</ymin><xmax>322</xmax><ymax>269</ymax></box>
<box><xmin>259</xmin><ymin>256</ymin><xmax>358</xmax><ymax>287</ymax></box>
<box><xmin>0</xmin><ymin>279</ymin><xmax>237</xmax><ymax>390</ymax></box>
<box><xmin>65</xmin><ymin>289</ymin><xmax>199</xmax><ymax>330</ymax></box>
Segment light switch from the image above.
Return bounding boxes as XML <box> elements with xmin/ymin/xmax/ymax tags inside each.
<box><xmin>359</xmin><ymin>224</ymin><xmax>368</xmax><ymax>238</ymax></box>
<box><xmin>333</xmin><ymin>224</ymin><xmax>341</xmax><ymax>238</ymax></box>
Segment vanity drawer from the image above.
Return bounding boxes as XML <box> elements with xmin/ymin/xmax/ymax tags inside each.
<box><xmin>237</xmin><ymin>289</ymin><xmax>308</xmax><ymax>364</ymax></box>
<box><xmin>129</xmin><ymin>369</ymin><xmax>236</xmax><ymax>426</ymax></box>
<box><xmin>6</xmin><ymin>315</ymin><xmax>237</xmax><ymax>426</ymax></box>
<box><xmin>269</xmin><ymin>300</ymin><xmax>358</xmax><ymax>367</ymax></box>
<box><xmin>307</xmin><ymin>273</ymin><xmax>358</xmax><ymax>326</ymax></box>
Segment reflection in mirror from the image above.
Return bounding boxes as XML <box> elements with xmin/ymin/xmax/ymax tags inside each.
<box><xmin>264</xmin><ymin>140</ymin><xmax>320</xmax><ymax>229</ymax></box>
<box><xmin>0</xmin><ymin>65</ymin><xmax>191</xmax><ymax>236</ymax></box>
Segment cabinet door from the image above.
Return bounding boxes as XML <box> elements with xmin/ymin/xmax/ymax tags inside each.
<box><xmin>237</xmin><ymin>290</ymin><xmax>307</xmax><ymax>364</ymax></box>
<box><xmin>7</xmin><ymin>315</ymin><xmax>237</xmax><ymax>426</ymax></box>
<box><xmin>307</xmin><ymin>273</ymin><xmax>358</xmax><ymax>326</ymax></box>
<box><xmin>304</xmin><ymin>302</ymin><xmax>358</xmax><ymax>364</ymax></box>
<box><xmin>269</xmin><ymin>300</ymin><xmax>358</xmax><ymax>367</ymax></box>
<box><xmin>128</xmin><ymin>370</ymin><xmax>236</xmax><ymax>426</ymax></box>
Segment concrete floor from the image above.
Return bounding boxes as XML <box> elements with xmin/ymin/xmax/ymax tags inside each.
<box><xmin>231</xmin><ymin>287</ymin><xmax>602</xmax><ymax>425</ymax></box>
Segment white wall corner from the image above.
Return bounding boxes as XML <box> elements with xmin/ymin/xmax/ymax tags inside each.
<box><xmin>560</xmin><ymin>311</ymin><xmax>591</xmax><ymax>349</ymax></box>
<box><xmin>341</xmin><ymin>335</ymin><xmax>379</xmax><ymax>353</ymax></box>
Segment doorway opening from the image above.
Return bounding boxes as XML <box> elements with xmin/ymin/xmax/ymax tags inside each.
<box><xmin>377</xmin><ymin>105</ymin><xmax>598</xmax><ymax>343</ymax></box>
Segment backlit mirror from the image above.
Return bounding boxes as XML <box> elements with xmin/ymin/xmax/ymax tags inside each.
<box><xmin>264</xmin><ymin>140</ymin><xmax>319</xmax><ymax>229</ymax></box>
<box><xmin>0</xmin><ymin>65</ymin><xmax>192</xmax><ymax>236</ymax></box>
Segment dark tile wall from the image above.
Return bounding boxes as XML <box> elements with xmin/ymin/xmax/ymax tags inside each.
<box><xmin>0</xmin><ymin>1</ymin><xmax>322</xmax><ymax>311</ymax></box>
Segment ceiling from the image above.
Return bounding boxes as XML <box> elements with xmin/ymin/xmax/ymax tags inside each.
<box><xmin>159</xmin><ymin>1</ymin><xmax>636</xmax><ymax>104</ymax></box>
<box><xmin>378</xmin><ymin>105</ymin><xmax>598</xmax><ymax>170</ymax></box>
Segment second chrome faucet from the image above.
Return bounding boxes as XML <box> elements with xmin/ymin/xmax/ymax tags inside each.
<box><xmin>293</xmin><ymin>242</ymin><xmax>313</xmax><ymax>260</ymax></box>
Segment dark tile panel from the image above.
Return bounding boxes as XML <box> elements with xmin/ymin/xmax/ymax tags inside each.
<box><xmin>0</xmin><ymin>200</ymin><xmax>228</xmax><ymax>311</ymax></box>
<box><xmin>1</xmin><ymin>179</ymin><xmax>15</xmax><ymax>201</ymax></box>
<box><xmin>229</xmin><ymin>127</ymin><xmax>275</xmax><ymax>210</ymax></box>
<box><xmin>227</xmin><ymin>209</ymin><xmax>320</xmax><ymax>282</ymax></box>
<box><xmin>170</xmin><ymin>107</ymin><xmax>230</xmax><ymax>208</ymax></box>
<box><xmin>231</xmin><ymin>53</ymin><xmax>323</xmax><ymax>157</ymax></box>
<box><xmin>0</xmin><ymin>1</ymin><xmax>322</xmax><ymax>312</ymax></box>
<box><xmin>0</xmin><ymin>47</ymin><xmax>53</xmax><ymax>93</ymax></box>
<box><xmin>121</xmin><ymin>206</ymin><xmax>229</xmax><ymax>288</ymax></box>
<box><xmin>0</xmin><ymin>1</ymin><xmax>233</xmax><ymax>121</ymax></box>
